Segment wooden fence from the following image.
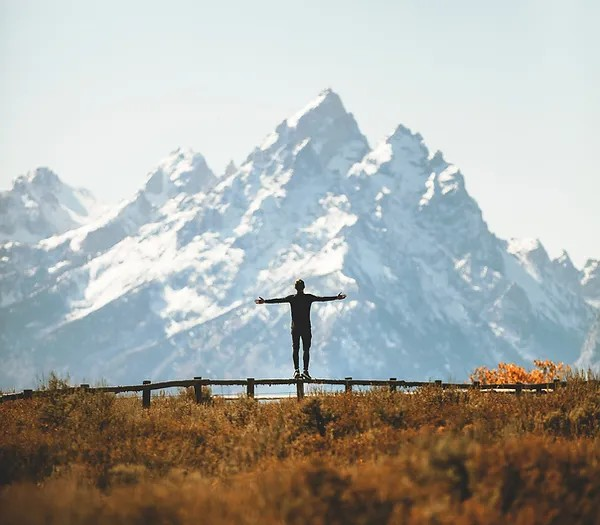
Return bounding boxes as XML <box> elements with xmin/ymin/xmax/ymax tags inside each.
<box><xmin>0</xmin><ymin>376</ymin><xmax>573</xmax><ymax>408</ymax></box>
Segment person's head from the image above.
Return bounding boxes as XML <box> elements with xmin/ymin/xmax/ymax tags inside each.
<box><xmin>294</xmin><ymin>279</ymin><xmax>305</xmax><ymax>292</ymax></box>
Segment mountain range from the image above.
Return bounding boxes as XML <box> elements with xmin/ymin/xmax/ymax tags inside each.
<box><xmin>1</xmin><ymin>89</ymin><xmax>598</xmax><ymax>389</ymax></box>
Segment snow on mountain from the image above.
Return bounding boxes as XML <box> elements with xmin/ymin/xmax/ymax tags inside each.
<box><xmin>0</xmin><ymin>148</ymin><xmax>218</xmax><ymax>318</ymax></box>
<box><xmin>40</xmin><ymin>148</ymin><xmax>217</xmax><ymax>255</ymax></box>
<box><xmin>258</xmin><ymin>88</ymin><xmax>369</xmax><ymax>176</ymax></box>
<box><xmin>0</xmin><ymin>90</ymin><xmax>597</xmax><ymax>389</ymax></box>
<box><xmin>0</xmin><ymin>167</ymin><xmax>103</xmax><ymax>243</ymax></box>
<box><xmin>581</xmin><ymin>259</ymin><xmax>600</xmax><ymax>307</ymax></box>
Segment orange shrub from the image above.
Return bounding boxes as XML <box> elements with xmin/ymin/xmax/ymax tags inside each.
<box><xmin>470</xmin><ymin>359</ymin><xmax>571</xmax><ymax>384</ymax></box>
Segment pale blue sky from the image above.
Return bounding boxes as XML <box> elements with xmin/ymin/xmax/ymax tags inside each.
<box><xmin>1</xmin><ymin>0</ymin><xmax>598</xmax><ymax>266</ymax></box>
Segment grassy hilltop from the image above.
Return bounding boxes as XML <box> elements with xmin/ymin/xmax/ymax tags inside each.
<box><xmin>0</xmin><ymin>370</ymin><xmax>599</xmax><ymax>525</ymax></box>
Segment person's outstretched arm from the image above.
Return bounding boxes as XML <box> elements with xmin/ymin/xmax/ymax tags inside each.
<box><xmin>255</xmin><ymin>296</ymin><xmax>291</xmax><ymax>304</ymax></box>
<box><xmin>311</xmin><ymin>293</ymin><xmax>347</xmax><ymax>302</ymax></box>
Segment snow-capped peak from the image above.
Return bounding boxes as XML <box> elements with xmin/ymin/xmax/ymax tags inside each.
<box><xmin>507</xmin><ymin>238</ymin><xmax>554</xmax><ymax>282</ymax></box>
<box><xmin>507</xmin><ymin>237</ymin><xmax>545</xmax><ymax>256</ymax></box>
<box><xmin>13</xmin><ymin>167</ymin><xmax>62</xmax><ymax>190</ymax></box>
<box><xmin>286</xmin><ymin>88</ymin><xmax>346</xmax><ymax>128</ymax></box>
<box><xmin>142</xmin><ymin>148</ymin><xmax>216</xmax><ymax>205</ymax></box>
<box><xmin>257</xmin><ymin>88</ymin><xmax>369</xmax><ymax>176</ymax></box>
<box><xmin>507</xmin><ymin>238</ymin><xmax>551</xmax><ymax>272</ymax></box>
<box><xmin>348</xmin><ymin>123</ymin><xmax>433</xmax><ymax>205</ymax></box>
<box><xmin>351</xmin><ymin>124</ymin><xmax>430</xmax><ymax>174</ymax></box>
<box><xmin>0</xmin><ymin>167</ymin><xmax>103</xmax><ymax>244</ymax></box>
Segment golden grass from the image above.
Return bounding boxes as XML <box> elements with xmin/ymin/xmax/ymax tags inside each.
<box><xmin>1</xmin><ymin>377</ymin><xmax>599</xmax><ymax>524</ymax></box>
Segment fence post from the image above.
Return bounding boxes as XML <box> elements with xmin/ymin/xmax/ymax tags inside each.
<box><xmin>553</xmin><ymin>378</ymin><xmax>560</xmax><ymax>391</ymax></box>
<box><xmin>345</xmin><ymin>377</ymin><xmax>352</xmax><ymax>394</ymax></box>
<box><xmin>389</xmin><ymin>377</ymin><xmax>397</xmax><ymax>393</ymax></box>
<box><xmin>247</xmin><ymin>378</ymin><xmax>255</xmax><ymax>399</ymax></box>
<box><xmin>296</xmin><ymin>378</ymin><xmax>304</xmax><ymax>400</ymax></box>
<box><xmin>23</xmin><ymin>389</ymin><xmax>33</xmax><ymax>400</ymax></box>
<box><xmin>193</xmin><ymin>377</ymin><xmax>203</xmax><ymax>403</ymax></box>
<box><xmin>142</xmin><ymin>380</ymin><xmax>151</xmax><ymax>408</ymax></box>
<box><xmin>515</xmin><ymin>382</ymin><xmax>523</xmax><ymax>397</ymax></box>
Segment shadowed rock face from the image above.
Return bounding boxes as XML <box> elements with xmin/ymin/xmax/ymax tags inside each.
<box><xmin>577</xmin><ymin>314</ymin><xmax>600</xmax><ymax>371</ymax></box>
<box><xmin>0</xmin><ymin>90</ymin><xmax>597</xmax><ymax>389</ymax></box>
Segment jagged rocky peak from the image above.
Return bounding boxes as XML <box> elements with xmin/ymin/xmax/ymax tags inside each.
<box><xmin>551</xmin><ymin>249</ymin><xmax>582</xmax><ymax>290</ymax></box>
<box><xmin>78</xmin><ymin>147</ymin><xmax>219</xmax><ymax>254</ymax></box>
<box><xmin>285</xmin><ymin>88</ymin><xmax>349</xmax><ymax>128</ymax></box>
<box><xmin>349</xmin><ymin>123</ymin><xmax>429</xmax><ymax>181</ymax></box>
<box><xmin>13</xmin><ymin>166</ymin><xmax>61</xmax><ymax>190</ymax></box>
<box><xmin>429</xmin><ymin>149</ymin><xmax>446</xmax><ymax>163</ymax></box>
<box><xmin>387</xmin><ymin>124</ymin><xmax>427</xmax><ymax>156</ymax></box>
<box><xmin>223</xmin><ymin>160</ymin><xmax>238</xmax><ymax>177</ymax></box>
<box><xmin>506</xmin><ymin>238</ymin><xmax>551</xmax><ymax>278</ymax></box>
<box><xmin>143</xmin><ymin>147</ymin><xmax>216</xmax><ymax>198</ymax></box>
<box><xmin>8</xmin><ymin>166</ymin><xmax>94</xmax><ymax>210</ymax></box>
<box><xmin>0</xmin><ymin>167</ymin><xmax>102</xmax><ymax>244</ymax></box>
<box><xmin>553</xmin><ymin>249</ymin><xmax>580</xmax><ymax>273</ymax></box>
<box><xmin>10</xmin><ymin>167</ymin><xmax>82</xmax><ymax>202</ymax></box>
<box><xmin>352</xmin><ymin>123</ymin><xmax>467</xmax><ymax>210</ymax></box>
<box><xmin>508</xmin><ymin>238</ymin><xmax>550</xmax><ymax>262</ymax></box>
<box><xmin>258</xmin><ymin>88</ymin><xmax>369</xmax><ymax>174</ymax></box>
<box><xmin>554</xmin><ymin>249</ymin><xmax>576</xmax><ymax>267</ymax></box>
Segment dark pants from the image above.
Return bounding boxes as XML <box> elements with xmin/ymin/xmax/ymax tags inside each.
<box><xmin>292</xmin><ymin>327</ymin><xmax>312</xmax><ymax>371</ymax></box>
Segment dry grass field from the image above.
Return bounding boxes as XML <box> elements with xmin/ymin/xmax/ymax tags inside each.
<box><xmin>1</xmin><ymin>365</ymin><xmax>599</xmax><ymax>525</ymax></box>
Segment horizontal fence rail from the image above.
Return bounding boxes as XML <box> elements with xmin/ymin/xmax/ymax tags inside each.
<box><xmin>0</xmin><ymin>376</ymin><xmax>588</xmax><ymax>408</ymax></box>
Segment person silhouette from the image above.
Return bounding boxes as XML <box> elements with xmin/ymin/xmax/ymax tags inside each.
<box><xmin>255</xmin><ymin>279</ymin><xmax>346</xmax><ymax>379</ymax></box>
